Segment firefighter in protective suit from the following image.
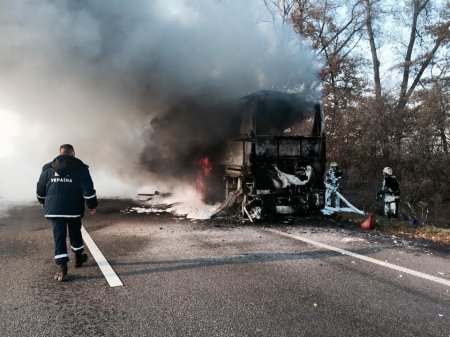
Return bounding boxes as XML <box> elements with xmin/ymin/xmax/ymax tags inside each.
<box><xmin>325</xmin><ymin>162</ymin><xmax>343</xmax><ymax>208</ymax></box>
<box><xmin>377</xmin><ymin>167</ymin><xmax>400</xmax><ymax>218</ymax></box>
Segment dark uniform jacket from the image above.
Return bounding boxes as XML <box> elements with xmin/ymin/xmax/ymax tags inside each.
<box><xmin>377</xmin><ymin>175</ymin><xmax>400</xmax><ymax>200</ymax></box>
<box><xmin>36</xmin><ymin>155</ymin><xmax>98</xmax><ymax>218</ymax></box>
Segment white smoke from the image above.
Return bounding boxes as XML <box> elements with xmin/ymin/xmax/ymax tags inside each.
<box><xmin>0</xmin><ymin>0</ymin><xmax>319</xmax><ymax>213</ymax></box>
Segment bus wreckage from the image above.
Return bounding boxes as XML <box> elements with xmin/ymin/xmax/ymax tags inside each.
<box><xmin>214</xmin><ymin>90</ymin><xmax>327</xmax><ymax>221</ymax></box>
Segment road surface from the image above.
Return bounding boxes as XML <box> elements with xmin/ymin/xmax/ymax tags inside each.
<box><xmin>1</xmin><ymin>199</ymin><xmax>449</xmax><ymax>336</ymax></box>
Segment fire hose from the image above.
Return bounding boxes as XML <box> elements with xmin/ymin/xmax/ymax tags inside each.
<box><xmin>322</xmin><ymin>183</ymin><xmax>366</xmax><ymax>216</ymax></box>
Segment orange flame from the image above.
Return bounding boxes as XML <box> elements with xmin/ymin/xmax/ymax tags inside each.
<box><xmin>197</xmin><ymin>157</ymin><xmax>213</xmax><ymax>195</ymax></box>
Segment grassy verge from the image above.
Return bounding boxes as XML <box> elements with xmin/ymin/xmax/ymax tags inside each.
<box><xmin>339</xmin><ymin>213</ymin><xmax>450</xmax><ymax>245</ymax></box>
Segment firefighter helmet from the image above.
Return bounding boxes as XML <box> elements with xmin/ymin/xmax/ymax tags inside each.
<box><xmin>383</xmin><ymin>167</ymin><xmax>393</xmax><ymax>175</ymax></box>
<box><xmin>330</xmin><ymin>162</ymin><xmax>338</xmax><ymax>168</ymax></box>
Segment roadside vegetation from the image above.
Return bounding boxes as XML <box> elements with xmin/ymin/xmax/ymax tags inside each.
<box><xmin>265</xmin><ymin>0</ymin><xmax>449</xmax><ymax>233</ymax></box>
<box><xmin>340</xmin><ymin>212</ymin><xmax>450</xmax><ymax>245</ymax></box>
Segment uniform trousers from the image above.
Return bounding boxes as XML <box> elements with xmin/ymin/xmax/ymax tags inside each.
<box><xmin>52</xmin><ymin>218</ymin><xmax>84</xmax><ymax>265</ymax></box>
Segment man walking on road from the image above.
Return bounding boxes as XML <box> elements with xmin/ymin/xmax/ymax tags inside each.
<box><xmin>36</xmin><ymin>144</ymin><xmax>98</xmax><ymax>282</ymax></box>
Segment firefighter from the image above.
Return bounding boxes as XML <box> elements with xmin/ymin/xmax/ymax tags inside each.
<box><xmin>376</xmin><ymin>167</ymin><xmax>400</xmax><ymax>218</ymax></box>
<box><xmin>325</xmin><ymin>162</ymin><xmax>343</xmax><ymax>208</ymax></box>
<box><xmin>36</xmin><ymin>144</ymin><xmax>98</xmax><ymax>281</ymax></box>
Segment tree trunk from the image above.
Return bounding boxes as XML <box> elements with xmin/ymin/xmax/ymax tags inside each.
<box><xmin>364</xmin><ymin>0</ymin><xmax>381</xmax><ymax>99</ymax></box>
<box><xmin>439</xmin><ymin>127</ymin><xmax>449</xmax><ymax>154</ymax></box>
<box><xmin>397</xmin><ymin>0</ymin><xmax>431</xmax><ymax>111</ymax></box>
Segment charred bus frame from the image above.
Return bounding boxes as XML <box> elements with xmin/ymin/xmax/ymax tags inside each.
<box><xmin>220</xmin><ymin>91</ymin><xmax>326</xmax><ymax>220</ymax></box>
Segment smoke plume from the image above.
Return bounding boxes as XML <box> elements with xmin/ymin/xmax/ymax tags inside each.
<box><xmin>0</xmin><ymin>0</ymin><xmax>319</xmax><ymax>204</ymax></box>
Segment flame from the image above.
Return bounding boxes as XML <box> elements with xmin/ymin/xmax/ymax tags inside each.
<box><xmin>197</xmin><ymin>157</ymin><xmax>213</xmax><ymax>196</ymax></box>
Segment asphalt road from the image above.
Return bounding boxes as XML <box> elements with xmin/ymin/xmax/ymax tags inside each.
<box><xmin>0</xmin><ymin>199</ymin><xmax>449</xmax><ymax>337</ymax></box>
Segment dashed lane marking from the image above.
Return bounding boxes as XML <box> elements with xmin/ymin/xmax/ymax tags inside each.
<box><xmin>81</xmin><ymin>226</ymin><xmax>123</xmax><ymax>287</ymax></box>
<box><xmin>265</xmin><ymin>228</ymin><xmax>450</xmax><ymax>288</ymax></box>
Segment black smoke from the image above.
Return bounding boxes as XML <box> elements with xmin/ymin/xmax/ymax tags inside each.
<box><xmin>140</xmin><ymin>93</ymin><xmax>242</xmax><ymax>179</ymax></box>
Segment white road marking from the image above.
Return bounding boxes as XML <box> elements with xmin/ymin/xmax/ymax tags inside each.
<box><xmin>81</xmin><ymin>226</ymin><xmax>123</xmax><ymax>287</ymax></box>
<box><xmin>265</xmin><ymin>228</ymin><xmax>450</xmax><ymax>288</ymax></box>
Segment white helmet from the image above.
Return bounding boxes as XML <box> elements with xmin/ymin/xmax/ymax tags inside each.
<box><xmin>383</xmin><ymin>167</ymin><xmax>393</xmax><ymax>175</ymax></box>
<box><xmin>330</xmin><ymin>162</ymin><xmax>338</xmax><ymax>168</ymax></box>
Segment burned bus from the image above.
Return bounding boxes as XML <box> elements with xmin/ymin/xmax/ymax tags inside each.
<box><xmin>218</xmin><ymin>90</ymin><xmax>326</xmax><ymax>220</ymax></box>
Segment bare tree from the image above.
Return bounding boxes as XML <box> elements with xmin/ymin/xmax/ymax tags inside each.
<box><xmin>396</xmin><ymin>0</ymin><xmax>450</xmax><ymax>111</ymax></box>
<box><xmin>291</xmin><ymin>0</ymin><xmax>367</xmax><ymax>105</ymax></box>
<box><xmin>263</xmin><ymin>0</ymin><xmax>297</xmax><ymax>24</ymax></box>
<box><xmin>364</xmin><ymin>0</ymin><xmax>382</xmax><ymax>99</ymax></box>
<box><xmin>283</xmin><ymin>0</ymin><xmax>450</xmax><ymax>219</ymax></box>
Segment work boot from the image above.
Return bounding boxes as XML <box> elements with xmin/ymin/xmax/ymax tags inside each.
<box><xmin>75</xmin><ymin>253</ymin><xmax>88</xmax><ymax>268</ymax></box>
<box><xmin>54</xmin><ymin>262</ymin><xmax>68</xmax><ymax>282</ymax></box>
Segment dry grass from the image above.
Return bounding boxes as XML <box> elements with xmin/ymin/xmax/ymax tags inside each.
<box><xmin>376</xmin><ymin>219</ymin><xmax>450</xmax><ymax>245</ymax></box>
<box><xmin>339</xmin><ymin>213</ymin><xmax>450</xmax><ymax>245</ymax></box>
